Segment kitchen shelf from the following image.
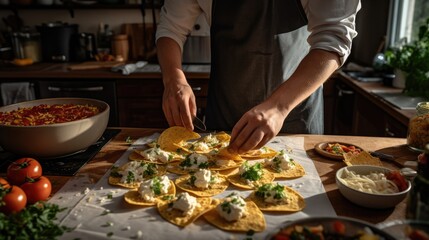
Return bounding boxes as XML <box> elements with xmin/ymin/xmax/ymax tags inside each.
<box><xmin>1</xmin><ymin>3</ymin><xmax>161</xmax><ymax>10</ymax></box>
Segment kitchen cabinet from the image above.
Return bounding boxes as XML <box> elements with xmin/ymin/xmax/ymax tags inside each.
<box><xmin>327</xmin><ymin>71</ymin><xmax>413</xmax><ymax>138</ymax></box>
<box><xmin>38</xmin><ymin>80</ymin><xmax>119</xmax><ymax>126</ymax></box>
<box><xmin>353</xmin><ymin>93</ymin><xmax>408</xmax><ymax>137</ymax></box>
<box><xmin>116</xmin><ymin>78</ymin><xmax>208</xmax><ymax>128</ymax></box>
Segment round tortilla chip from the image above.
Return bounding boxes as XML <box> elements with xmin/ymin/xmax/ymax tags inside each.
<box><xmin>209</xmin><ymin>159</ymin><xmax>243</xmax><ymax>171</ymax></box>
<box><xmin>343</xmin><ymin>151</ymin><xmax>383</xmax><ymax>166</ymax></box>
<box><xmin>108</xmin><ymin>162</ymin><xmax>166</xmax><ymax>189</ymax></box>
<box><xmin>215</xmin><ymin>147</ymin><xmax>243</xmax><ymax>161</ymax></box>
<box><xmin>175</xmin><ymin>174</ymin><xmax>229</xmax><ymax>197</ymax></box>
<box><xmin>203</xmin><ymin>200</ymin><xmax>266</xmax><ymax>232</ymax></box>
<box><xmin>124</xmin><ymin>180</ymin><xmax>176</xmax><ymax>206</ymax></box>
<box><xmin>166</xmin><ymin>161</ymin><xmax>190</xmax><ymax>175</ymax></box>
<box><xmin>248</xmin><ymin>186</ymin><xmax>306</xmax><ymax>212</ymax></box>
<box><xmin>158</xmin><ymin>126</ymin><xmax>201</xmax><ymax>152</ymax></box>
<box><xmin>264</xmin><ymin>162</ymin><xmax>306</xmax><ymax>179</ymax></box>
<box><xmin>227</xmin><ymin>169</ymin><xmax>275</xmax><ymax>190</ymax></box>
<box><xmin>157</xmin><ymin>197</ymin><xmax>216</xmax><ymax>227</ymax></box>
<box><xmin>129</xmin><ymin>149</ymin><xmax>184</xmax><ymax>164</ymax></box>
<box><xmin>240</xmin><ymin>146</ymin><xmax>278</xmax><ymax>160</ymax></box>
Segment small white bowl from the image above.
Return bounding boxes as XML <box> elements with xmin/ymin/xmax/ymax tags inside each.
<box><xmin>335</xmin><ymin>165</ymin><xmax>411</xmax><ymax>209</ymax></box>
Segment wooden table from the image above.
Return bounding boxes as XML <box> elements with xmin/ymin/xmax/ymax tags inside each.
<box><xmin>48</xmin><ymin>128</ymin><xmax>419</xmax><ymax>225</ymax></box>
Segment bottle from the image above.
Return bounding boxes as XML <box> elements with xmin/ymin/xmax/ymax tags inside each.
<box><xmin>97</xmin><ymin>23</ymin><xmax>114</xmax><ymax>54</ymax></box>
<box><xmin>406</xmin><ymin>143</ymin><xmax>429</xmax><ymax>221</ymax></box>
<box><xmin>407</xmin><ymin>102</ymin><xmax>429</xmax><ymax>152</ymax></box>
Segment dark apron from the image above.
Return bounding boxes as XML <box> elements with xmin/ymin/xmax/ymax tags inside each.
<box><xmin>206</xmin><ymin>0</ymin><xmax>324</xmax><ymax>134</ymax></box>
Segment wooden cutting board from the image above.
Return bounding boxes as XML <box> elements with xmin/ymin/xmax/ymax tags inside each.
<box><xmin>68</xmin><ymin>61</ymin><xmax>124</xmax><ymax>70</ymax></box>
<box><xmin>121</xmin><ymin>23</ymin><xmax>156</xmax><ymax>60</ymax></box>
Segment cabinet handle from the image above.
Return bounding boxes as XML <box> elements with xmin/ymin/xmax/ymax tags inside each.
<box><xmin>192</xmin><ymin>87</ymin><xmax>202</xmax><ymax>91</ymax></box>
<box><xmin>385</xmin><ymin>127</ymin><xmax>395</xmax><ymax>137</ymax></box>
<box><xmin>48</xmin><ymin>86</ymin><xmax>104</xmax><ymax>92</ymax></box>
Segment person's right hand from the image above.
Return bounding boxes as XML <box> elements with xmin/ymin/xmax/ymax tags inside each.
<box><xmin>162</xmin><ymin>81</ymin><xmax>197</xmax><ymax>131</ymax></box>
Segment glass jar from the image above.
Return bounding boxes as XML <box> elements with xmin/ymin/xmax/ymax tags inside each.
<box><xmin>407</xmin><ymin>102</ymin><xmax>429</xmax><ymax>152</ymax></box>
<box><xmin>11</xmin><ymin>31</ymin><xmax>42</xmax><ymax>62</ymax></box>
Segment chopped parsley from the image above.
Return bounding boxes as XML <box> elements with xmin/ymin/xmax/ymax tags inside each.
<box><xmin>255</xmin><ymin>183</ymin><xmax>286</xmax><ymax>200</ymax></box>
<box><xmin>126</xmin><ymin>171</ymin><xmax>135</xmax><ymax>183</ymax></box>
<box><xmin>109</xmin><ymin>166</ymin><xmax>121</xmax><ymax>178</ymax></box>
<box><xmin>142</xmin><ymin>163</ymin><xmax>158</xmax><ymax>177</ymax></box>
<box><xmin>151</xmin><ymin>177</ymin><xmax>163</xmax><ymax>195</ymax></box>
<box><xmin>241</xmin><ymin>162</ymin><xmax>263</xmax><ymax>181</ymax></box>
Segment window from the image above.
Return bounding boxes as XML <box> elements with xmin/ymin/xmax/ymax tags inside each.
<box><xmin>388</xmin><ymin>0</ymin><xmax>429</xmax><ymax>46</ymax></box>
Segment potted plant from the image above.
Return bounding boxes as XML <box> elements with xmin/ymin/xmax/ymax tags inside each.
<box><xmin>385</xmin><ymin>17</ymin><xmax>429</xmax><ymax>98</ymax></box>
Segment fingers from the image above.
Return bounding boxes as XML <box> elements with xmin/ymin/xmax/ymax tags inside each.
<box><xmin>229</xmin><ymin>107</ymin><xmax>281</xmax><ymax>154</ymax></box>
<box><xmin>162</xmin><ymin>84</ymin><xmax>196</xmax><ymax>131</ymax></box>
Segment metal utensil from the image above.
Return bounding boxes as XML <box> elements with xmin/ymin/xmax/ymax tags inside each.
<box><xmin>193</xmin><ymin>116</ymin><xmax>206</xmax><ymax>131</ymax></box>
<box><xmin>370</xmin><ymin>151</ymin><xmax>395</xmax><ymax>162</ymax></box>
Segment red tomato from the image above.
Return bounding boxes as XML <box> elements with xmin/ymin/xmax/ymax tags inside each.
<box><xmin>0</xmin><ymin>177</ymin><xmax>10</xmax><ymax>189</ymax></box>
<box><xmin>386</xmin><ymin>170</ymin><xmax>409</xmax><ymax>192</ymax></box>
<box><xmin>20</xmin><ymin>176</ymin><xmax>52</xmax><ymax>204</ymax></box>
<box><xmin>7</xmin><ymin>157</ymin><xmax>42</xmax><ymax>185</ymax></box>
<box><xmin>333</xmin><ymin>220</ymin><xmax>346</xmax><ymax>234</ymax></box>
<box><xmin>0</xmin><ymin>185</ymin><xmax>27</xmax><ymax>215</ymax></box>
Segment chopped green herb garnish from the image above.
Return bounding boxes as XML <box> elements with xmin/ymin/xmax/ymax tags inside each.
<box><xmin>241</xmin><ymin>162</ymin><xmax>263</xmax><ymax>181</ymax></box>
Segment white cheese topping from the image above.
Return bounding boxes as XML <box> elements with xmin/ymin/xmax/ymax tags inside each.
<box><xmin>119</xmin><ymin>161</ymin><xmax>154</xmax><ymax>183</ymax></box>
<box><xmin>193</xmin><ymin>169</ymin><xmax>212</xmax><ymax>189</ymax></box>
<box><xmin>216</xmin><ymin>192</ymin><xmax>247</xmax><ymax>222</ymax></box>
<box><xmin>172</xmin><ymin>192</ymin><xmax>199</xmax><ymax>216</ymax></box>
<box><xmin>265</xmin><ymin>151</ymin><xmax>295</xmax><ymax>172</ymax></box>
<box><xmin>138</xmin><ymin>176</ymin><xmax>170</xmax><ymax>202</ymax></box>
<box><xmin>140</xmin><ymin>147</ymin><xmax>172</xmax><ymax>163</ymax></box>
<box><xmin>192</xmin><ymin>141</ymin><xmax>211</xmax><ymax>152</ymax></box>
<box><xmin>182</xmin><ymin>153</ymin><xmax>209</xmax><ymax>170</ymax></box>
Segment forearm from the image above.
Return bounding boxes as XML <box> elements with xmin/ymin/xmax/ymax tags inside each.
<box><xmin>270</xmin><ymin>49</ymin><xmax>340</xmax><ymax>116</ymax></box>
<box><xmin>157</xmin><ymin>37</ymin><xmax>188</xmax><ymax>86</ymax></box>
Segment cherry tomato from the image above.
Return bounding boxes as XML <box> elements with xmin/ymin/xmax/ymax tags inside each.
<box><xmin>20</xmin><ymin>176</ymin><xmax>52</xmax><ymax>204</ymax></box>
<box><xmin>7</xmin><ymin>157</ymin><xmax>42</xmax><ymax>185</ymax></box>
<box><xmin>386</xmin><ymin>170</ymin><xmax>409</xmax><ymax>192</ymax></box>
<box><xmin>0</xmin><ymin>177</ymin><xmax>10</xmax><ymax>190</ymax></box>
<box><xmin>0</xmin><ymin>185</ymin><xmax>27</xmax><ymax>215</ymax></box>
<box><xmin>333</xmin><ymin>220</ymin><xmax>346</xmax><ymax>234</ymax></box>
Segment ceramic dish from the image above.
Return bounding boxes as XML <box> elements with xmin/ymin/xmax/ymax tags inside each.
<box><xmin>266</xmin><ymin>216</ymin><xmax>396</xmax><ymax>240</ymax></box>
<box><xmin>0</xmin><ymin>98</ymin><xmax>109</xmax><ymax>158</ymax></box>
<box><xmin>314</xmin><ymin>141</ymin><xmax>363</xmax><ymax>160</ymax></box>
<box><xmin>336</xmin><ymin>165</ymin><xmax>411</xmax><ymax>209</ymax></box>
<box><xmin>377</xmin><ymin>219</ymin><xmax>429</xmax><ymax>239</ymax></box>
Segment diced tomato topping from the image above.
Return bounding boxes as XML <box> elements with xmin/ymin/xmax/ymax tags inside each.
<box><xmin>386</xmin><ymin>170</ymin><xmax>409</xmax><ymax>192</ymax></box>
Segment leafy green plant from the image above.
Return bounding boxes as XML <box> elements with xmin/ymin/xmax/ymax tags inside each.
<box><xmin>385</xmin><ymin>17</ymin><xmax>429</xmax><ymax>98</ymax></box>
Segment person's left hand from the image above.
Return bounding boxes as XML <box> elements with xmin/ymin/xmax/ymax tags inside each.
<box><xmin>228</xmin><ymin>103</ymin><xmax>287</xmax><ymax>154</ymax></box>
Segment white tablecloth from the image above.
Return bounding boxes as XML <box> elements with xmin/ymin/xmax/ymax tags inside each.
<box><xmin>49</xmin><ymin>134</ymin><xmax>336</xmax><ymax>240</ymax></box>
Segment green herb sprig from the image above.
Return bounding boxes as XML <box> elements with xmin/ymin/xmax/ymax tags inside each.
<box><xmin>0</xmin><ymin>202</ymin><xmax>70</xmax><ymax>240</ymax></box>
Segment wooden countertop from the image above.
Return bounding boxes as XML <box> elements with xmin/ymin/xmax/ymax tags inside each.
<box><xmin>47</xmin><ymin>128</ymin><xmax>419</xmax><ymax>225</ymax></box>
<box><xmin>0</xmin><ymin>62</ymin><xmax>210</xmax><ymax>80</ymax></box>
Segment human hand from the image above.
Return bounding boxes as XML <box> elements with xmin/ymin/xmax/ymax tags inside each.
<box><xmin>162</xmin><ymin>82</ymin><xmax>197</xmax><ymax>131</ymax></box>
<box><xmin>228</xmin><ymin>104</ymin><xmax>286</xmax><ymax>154</ymax></box>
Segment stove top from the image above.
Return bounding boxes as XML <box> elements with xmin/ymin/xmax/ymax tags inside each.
<box><xmin>0</xmin><ymin>129</ymin><xmax>120</xmax><ymax>176</ymax></box>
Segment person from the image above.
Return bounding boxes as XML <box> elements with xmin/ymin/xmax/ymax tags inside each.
<box><xmin>156</xmin><ymin>0</ymin><xmax>361</xmax><ymax>154</ymax></box>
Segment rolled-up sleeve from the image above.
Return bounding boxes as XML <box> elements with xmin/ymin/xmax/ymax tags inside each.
<box><xmin>302</xmin><ymin>0</ymin><xmax>361</xmax><ymax>65</ymax></box>
<box><xmin>156</xmin><ymin>0</ymin><xmax>204</xmax><ymax>52</ymax></box>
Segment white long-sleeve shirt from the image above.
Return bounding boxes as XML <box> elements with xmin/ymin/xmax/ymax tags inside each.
<box><xmin>156</xmin><ymin>0</ymin><xmax>361</xmax><ymax>66</ymax></box>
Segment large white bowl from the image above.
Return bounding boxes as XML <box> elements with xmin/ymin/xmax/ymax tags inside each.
<box><xmin>0</xmin><ymin>98</ymin><xmax>109</xmax><ymax>158</ymax></box>
<box><xmin>336</xmin><ymin>165</ymin><xmax>411</xmax><ymax>209</ymax></box>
